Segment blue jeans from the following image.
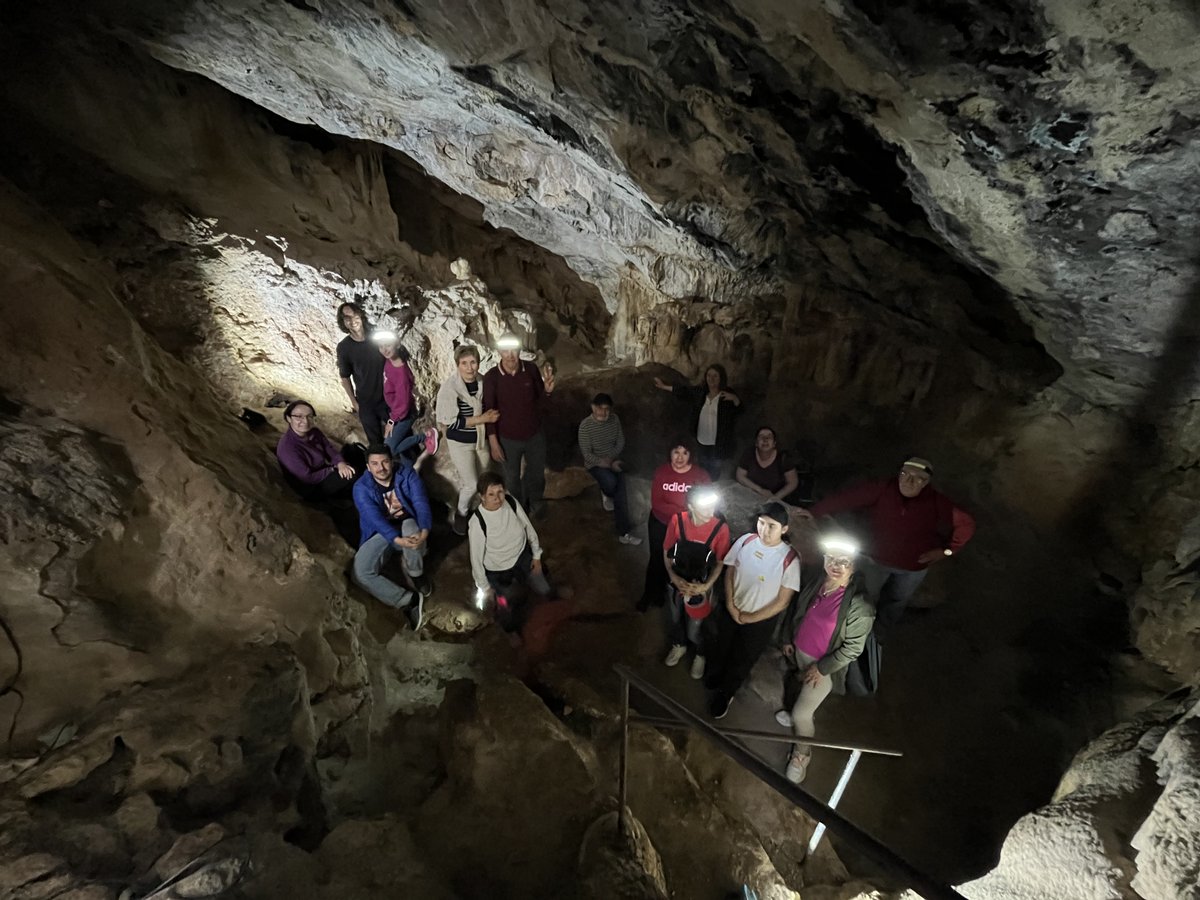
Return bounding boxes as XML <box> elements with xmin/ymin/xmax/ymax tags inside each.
<box><xmin>385</xmin><ymin>416</ymin><xmax>424</xmax><ymax>457</ymax></box>
<box><xmin>861</xmin><ymin>559</ymin><xmax>928</xmax><ymax>629</ymax></box>
<box><xmin>352</xmin><ymin>521</ymin><xmax>425</xmax><ymax>608</ymax></box>
<box><xmin>587</xmin><ymin>465</ymin><xmax>631</xmax><ymax>534</ymax></box>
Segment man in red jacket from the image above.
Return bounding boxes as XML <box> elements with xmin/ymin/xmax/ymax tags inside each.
<box><xmin>801</xmin><ymin>457</ymin><xmax>975</xmax><ymax>631</ymax></box>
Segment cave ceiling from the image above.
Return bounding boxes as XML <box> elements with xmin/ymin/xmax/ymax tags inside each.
<box><xmin>18</xmin><ymin>0</ymin><xmax>1200</xmax><ymax>409</ymax></box>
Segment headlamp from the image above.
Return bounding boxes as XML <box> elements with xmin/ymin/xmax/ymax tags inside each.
<box><xmin>820</xmin><ymin>536</ymin><xmax>859</xmax><ymax>556</ymax></box>
<box><xmin>496</xmin><ymin>333</ymin><xmax>521</xmax><ymax>351</ymax></box>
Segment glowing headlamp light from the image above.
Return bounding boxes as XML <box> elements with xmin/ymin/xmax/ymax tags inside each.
<box><xmin>689</xmin><ymin>487</ymin><xmax>720</xmax><ymax>509</ymax></box>
<box><xmin>372</xmin><ymin>329</ymin><xmax>397</xmax><ymax>344</ymax></box>
<box><xmin>496</xmin><ymin>333</ymin><xmax>521</xmax><ymax>351</ymax></box>
<box><xmin>820</xmin><ymin>537</ymin><xmax>859</xmax><ymax>557</ymax></box>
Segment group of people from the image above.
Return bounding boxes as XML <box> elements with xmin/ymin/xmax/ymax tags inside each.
<box><xmin>278</xmin><ymin>311</ymin><xmax>978</xmax><ymax>783</ymax></box>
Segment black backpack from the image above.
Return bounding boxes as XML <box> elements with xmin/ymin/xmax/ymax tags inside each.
<box><xmin>472</xmin><ymin>494</ymin><xmax>519</xmax><ymax>536</ymax></box>
<box><xmin>845</xmin><ymin>630</ymin><xmax>882</xmax><ymax>697</ymax></box>
<box><xmin>668</xmin><ymin>513</ymin><xmax>726</xmax><ymax>583</ymax></box>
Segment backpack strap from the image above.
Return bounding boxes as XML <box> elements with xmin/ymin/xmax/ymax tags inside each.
<box><xmin>744</xmin><ymin>533</ymin><xmax>797</xmax><ymax>572</ymax></box>
<box><xmin>701</xmin><ymin>514</ymin><xmax>725</xmax><ymax>551</ymax></box>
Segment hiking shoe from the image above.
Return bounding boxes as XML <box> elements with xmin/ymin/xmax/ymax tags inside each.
<box><xmin>785</xmin><ymin>750</ymin><xmax>810</xmax><ymax>784</ymax></box>
<box><xmin>412</xmin><ymin>574</ymin><xmax>433</xmax><ymax>597</ymax></box>
<box><xmin>690</xmin><ymin>655</ymin><xmax>706</xmax><ymax>680</ymax></box>
<box><xmin>424</xmin><ymin>428</ymin><xmax>439</xmax><ymax>456</ymax></box>
<box><xmin>708</xmin><ymin>692</ymin><xmax>732</xmax><ymax>719</ymax></box>
<box><xmin>601</xmin><ymin>494</ymin><xmax>614</xmax><ymax>512</ymax></box>
<box><xmin>775</xmin><ymin>709</ymin><xmax>794</xmax><ymax>728</ymax></box>
<box><xmin>664</xmin><ymin>644</ymin><xmax>687</xmax><ymax>667</ymax></box>
<box><xmin>618</xmin><ymin>533</ymin><xmax>642</xmax><ymax>546</ymax></box>
<box><xmin>453</xmin><ymin>511</ymin><xmax>468</xmax><ymax>536</ymax></box>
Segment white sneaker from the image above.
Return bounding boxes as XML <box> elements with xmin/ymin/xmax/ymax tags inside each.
<box><xmin>664</xmin><ymin>645</ymin><xmax>687</xmax><ymax>667</ymax></box>
<box><xmin>601</xmin><ymin>495</ymin><xmax>614</xmax><ymax>511</ymax></box>
<box><xmin>786</xmin><ymin>750</ymin><xmax>810</xmax><ymax>784</ymax></box>
<box><xmin>775</xmin><ymin>709</ymin><xmax>793</xmax><ymax>728</ymax></box>
<box><xmin>690</xmin><ymin>655</ymin><xmax>706</xmax><ymax>680</ymax></box>
<box><xmin>618</xmin><ymin>533</ymin><xmax>643</xmax><ymax>546</ymax></box>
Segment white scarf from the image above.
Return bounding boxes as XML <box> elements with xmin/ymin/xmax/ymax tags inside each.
<box><xmin>436</xmin><ymin>372</ymin><xmax>486</xmax><ymax>451</ymax></box>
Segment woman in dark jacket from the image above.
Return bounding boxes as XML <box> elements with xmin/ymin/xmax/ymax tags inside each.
<box><xmin>654</xmin><ymin>364</ymin><xmax>741</xmax><ymax>480</ymax></box>
<box><xmin>775</xmin><ymin>535</ymin><xmax>874</xmax><ymax>784</ymax></box>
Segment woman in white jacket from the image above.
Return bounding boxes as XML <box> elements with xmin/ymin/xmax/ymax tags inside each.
<box><xmin>436</xmin><ymin>345</ymin><xmax>500</xmax><ymax>534</ymax></box>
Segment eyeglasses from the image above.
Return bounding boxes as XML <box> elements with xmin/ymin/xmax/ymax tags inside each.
<box><xmin>898</xmin><ymin>471</ymin><xmax>928</xmax><ymax>483</ymax></box>
<box><xmin>288</xmin><ymin>413</ymin><xmax>316</xmax><ymax>421</ymax></box>
<box><xmin>824</xmin><ymin>555</ymin><xmax>853</xmax><ymax>567</ymax></box>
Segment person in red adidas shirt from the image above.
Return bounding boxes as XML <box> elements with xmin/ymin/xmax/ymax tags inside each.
<box><xmin>801</xmin><ymin>456</ymin><xmax>975</xmax><ymax>631</ymax></box>
<box><xmin>638</xmin><ymin>437</ymin><xmax>711</xmax><ymax>610</ymax></box>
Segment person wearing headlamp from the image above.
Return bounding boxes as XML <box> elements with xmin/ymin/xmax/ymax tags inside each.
<box><xmin>801</xmin><ymin>456</ymin><xmax>975</xmax><ymax>631</ymax></box>
<box><xmin>775</xmin><ymin>536</ymin><xmax>874</xmax><ymax>784</ymax></box>
<box><xmin>482</xmin><ymin>332</ymin><xmax>555</xmax><ymax>518</ymax></box>
<box><xmin>662</xmin><ymin>485</ymin><xmax>732</xmax><ymax>680</ymax></box>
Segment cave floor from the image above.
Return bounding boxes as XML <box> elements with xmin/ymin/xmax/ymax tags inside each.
<box><xmin>354</xmin><ymin>472</ymin><xmax>1169</xmax><ymax>887</ymax></box>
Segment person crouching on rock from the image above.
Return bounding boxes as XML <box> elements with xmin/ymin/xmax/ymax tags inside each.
<box><xmin>704</xmin><ymin>501</ymin><xmax>800</xmax><ymax>719</ymax></box>
<box><xmin>638</xmin><ymin>436</ymin><xmax>712</xmax><ymax>611</ymax></box>
<box><xmin>663</xmin><ymin>485</ymin><xmax>732</xmax><ymax>681</ymax></box>
<box><xmin>352</xmin><ymin>445</ymin><xmax>433</xmax><ymax>625</ymax></box>
<box><xmin>775</xmin><ymin>535</ymin><xmax>874</xmax><ymax>784</ymax></box>
<box><xmin>469</xmin><ymin>470</ymin><xmax>551</xmax><ymax>633</ymax></box>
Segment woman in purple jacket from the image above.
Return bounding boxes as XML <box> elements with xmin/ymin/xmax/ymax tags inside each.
<box><xmin>276</xmin><ymin>399</ymin><xmax>360</xmax><ymax>499</ymax></box>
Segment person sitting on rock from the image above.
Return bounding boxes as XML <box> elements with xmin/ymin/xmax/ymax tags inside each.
<box><xmin>735</xmin><ymin>426</ymin><xmax>799</xmax><ymax>504</ymax></box>
<box><xmin>775</xmin><ymin>535</ymin><xmax>874</xmax><ymax>784</ymax></box>
<box><xmin>704</xmin><ymin>501</ymin><xmax>801</xmax><ymax>719</ymax></box>
<box><xmin>639</xmin><ymin>436</ymin><xmax>712</xmax><ymax>611</ymax></box>
<box><xmin>578</xmin><ymin>392</ymin><xmax>641</xmax><ymax>546</ymax></box>
<box><xmin>800</xmin><ymin>456</ymin><xmax>975</xmax><ymax>632</ymax></box>
<box><xmin>437</xmin><ymin>344</ymin><xmax>500</xmax><ymax>535</ymax></box>
<box><xmin>663</xmin><ymin>485</ymin><xmax>732</xmax><ymax>681</ymax></box>
<box><xmin>375</xmin><ymin>329</ymin><xmax>437</xmax><ymax>460</ymax></box>
<box><xmin>336</xmin><ymin>301</ymin><xmax>390</xmax><ymax>445</ymax></box>
<box><xmin>469</xmin><ymin>471</ymin><xmax>551</xmax><ymax>632</ymax></box>
<box><xmin>352</xmin><ymin>445</ymin><xmax>433</xmax><ymax>622</ymax></box>
<box><xmin>276</xmin><ymin>399</ymin><xmax>360</xmax><ymax>500</ymax></box>
<box><xmin>653</xmin><ymin>363</ymin><xmax>741</xmax><ymax>480</ymax></box>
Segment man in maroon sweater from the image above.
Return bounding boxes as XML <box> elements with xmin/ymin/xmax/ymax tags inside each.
<box><xmin>801</xmin><ymin>457</ymin><xmax>975</xmax><ymax>630</ymax></box>
<box><xmin>482</xmin><ymin>333</ymin><xmax>555</xmax><ymax>517</ymax></box>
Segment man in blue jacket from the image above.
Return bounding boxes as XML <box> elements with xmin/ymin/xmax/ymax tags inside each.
<box><xmin>352</xmin><ymin>445</ymin><xmax>433</xmax><ymax>613</ymax></box>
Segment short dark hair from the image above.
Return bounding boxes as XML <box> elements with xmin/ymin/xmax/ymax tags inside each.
<box><xmin>667</xmin><ymin>434</ymin><xmax>694</xmax><ymax>456</ymax></box>
<box><xmin>591</xmin><ymin>392</ymin><xmax>614</xmax><ymax>407</ymax></box>
<box><xmin>283</xmin><ymin>399</ymin><xmax>315</xmax><ymax>420</ymax></box>
<box><xmin>337</xmin><ymin>301</ymin><xmax>370</xmax><ymax>334</ymax></box>
<box><xmin>704</xmin><ymin>364</ymin><xmax>729</xmax><ymax>390</ymax></box>
<box><xmin>477</xmin><ymin>470</ymin><xmax>506</xmax><ymax>496</ymax></box>
<box><xmin>755</xmin><ymin>425</ymin><xmax>778</xmax><ymax>442</ymax></box>
<box><xmin>365</xmin><ymin>443</ymin><xmax>391</xmax><ymax>459</ymax></box>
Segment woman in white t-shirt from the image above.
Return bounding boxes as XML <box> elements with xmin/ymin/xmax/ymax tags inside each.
<box><xmin>703</xmin><ymin>501</ymin><xmax>801</xmax><ymax>719</ymax></box>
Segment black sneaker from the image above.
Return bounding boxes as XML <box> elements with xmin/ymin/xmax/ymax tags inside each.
<box><xmin>707</xmin><ymin>693</ymin><xmax>732</xmax><ymax>720</ymax></box>
<box><xmin>452</xmin><ymin>512</ymin><xmax>468</xmax><ymax>536</ymax></box>
<box><xmin>412</xmin><ymin>574</ymin><xmax>433</xmax><ymax>597</ymax></box>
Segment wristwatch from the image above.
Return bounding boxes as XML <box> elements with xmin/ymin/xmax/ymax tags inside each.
<box><xmin>943</xmin><ymin>548</ymin><xmax>953</xmax><ymax>557</ymax></box>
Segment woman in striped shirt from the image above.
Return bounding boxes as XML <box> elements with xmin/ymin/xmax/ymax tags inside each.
<box><xmin>436</xmin><ymin>345</ymin><xmax>500</xmax><ymax>534</ymax></box>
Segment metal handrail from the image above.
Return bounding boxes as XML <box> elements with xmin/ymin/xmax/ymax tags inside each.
<box><xmin>614</xmin><ymin>664</ymin><xmax>967</xmax><ymax>900</ymax></box>
<box><xmin>629</xmin><ymin>713</ymin><xmax>903</xmax><ymax>756</ymax></box>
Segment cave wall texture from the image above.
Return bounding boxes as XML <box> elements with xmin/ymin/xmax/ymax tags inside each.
<box><xmin>3</xmin><ymin>0</ymin><xmax>1200</xmax><ymax>894</ymax></box>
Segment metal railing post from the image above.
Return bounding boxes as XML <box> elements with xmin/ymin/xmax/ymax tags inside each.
<box><xmin>617</xmin><ymin>674</ymin><xmax>630</xmax><ymax>838</ymax></box>
<box><xmin>808</xmin><ymin>748</ymin><xmax>862</xmax><ymax>854</ymax></box>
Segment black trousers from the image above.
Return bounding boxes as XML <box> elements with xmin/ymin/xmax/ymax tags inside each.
<box><xmin>704</xmin><ymin>606</ymin><xmax>780</xmax><ymax>700</ymax></box>
<box><xmin>357</xmin><ymin>397</ymin><xmax>391</xmax><ymax>446</ymax></box>
<box><xmin>640</xmin><ymin>513</ymin><xmax>669</xmax><ymax>608</ymax></box>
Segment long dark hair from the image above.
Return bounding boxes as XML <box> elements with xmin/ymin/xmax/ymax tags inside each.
<box><xmin>703</xmin><ymin>364</ymin><xmax>729</xmax><ymax>391</ymax></box>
